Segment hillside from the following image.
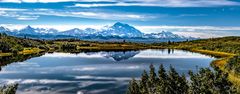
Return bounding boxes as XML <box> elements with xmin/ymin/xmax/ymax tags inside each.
<box><xmin>0</xmin><ymin>33</ymin><xmax>47</xmax><ymax>56</ymax></box>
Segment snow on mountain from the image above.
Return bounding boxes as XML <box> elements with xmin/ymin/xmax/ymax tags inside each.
<box><xmin>16</xmin><ymin>25</ymin><xmax>59</xmax><ymax>35</ymax></box>
<box><xmin>0</xmin><ymin>26</ymin><xmax>11</xmax><ymax>33</ymax></box>
<box><xmin>84</xmin><ymin>28</ymin><xmax>98</xmax><ymax>34</ymax></box>
<box><xmin>99</xmin><ymin>22</ymin><xmax>143</xmax><ymax>37</ymax></box>
<box><xmin>35</xmin><ymin>28</ymin><xmax>59</xmax><ymax>34</ymax></box>
<box><xmin>62</xmin><ymin>28</ymin><xmax>85</xmax><ymax>36</ymax></box>
<box><xmin>0</xmin><ymin>22</ymin><xmax>196</xmax><ymax>41</ymax></box>
<box><xmin>18</xmin><ymin>25</ymin><xmax>38</xmax><ymax>35</ymax></box>
<box><xmin>144</xmin><ymin>31</ymin><xmax>186</xmax><ymax>39</ymax></box>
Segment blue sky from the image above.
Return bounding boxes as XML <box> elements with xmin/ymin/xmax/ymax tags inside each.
<box><xmin>0</xmin><ymin>0</ymin><xmax>240</xmax><ymax>38</ymax></box>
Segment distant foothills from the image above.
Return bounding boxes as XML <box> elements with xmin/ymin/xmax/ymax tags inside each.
<box><xmin>0</xmin><ymin>22</ymin><xmax>196</xmax><ymax>43</ymax></box>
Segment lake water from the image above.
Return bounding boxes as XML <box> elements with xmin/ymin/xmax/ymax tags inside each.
<box><xmin>0</xmin><ymin>49</ymin><xmax>215</xmax><ymax>94</ymax></box>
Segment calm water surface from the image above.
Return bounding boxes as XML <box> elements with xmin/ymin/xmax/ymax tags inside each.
<box><xmin>0</xmin><ymin>49</ymin><xmax>215</xmax><ymax>94</ymax></box>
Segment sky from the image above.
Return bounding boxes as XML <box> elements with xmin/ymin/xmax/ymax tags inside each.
<box><xmin>0</xmin><ymin>0</ymin><xmax>240</xmax><ymax>38</ymax></box>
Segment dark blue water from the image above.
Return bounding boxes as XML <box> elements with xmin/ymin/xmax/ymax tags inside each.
<box><xmin>0</xmin><ymin>49</ymin><xmax>215</xmax><ymax>94</ymax></box>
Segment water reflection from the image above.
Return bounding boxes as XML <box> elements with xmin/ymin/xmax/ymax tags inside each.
<box><xmin>84</xmin><ymin>51</ymin><xmax>140</xmax><ymax>61</ymax></box>
<box><xmin>0</xmin><ymin>49</ymin><xmax>215</xmax><ymax>94</ymax></box>
<box><xmin>0</xmin><ymin>52</ymin><xmax>45</xmax><ymax>71</ymax></box>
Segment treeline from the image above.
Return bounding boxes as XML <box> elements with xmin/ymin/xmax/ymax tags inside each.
<box><xmin>0</xmin><ymin>34</ymin><xmax>148</xmax><ymax>54</ymax></box>
<box><xmin>153</xmin><ymin>36</ymin><xmax>240</xmax><ymax>54</ymax></box>
<box><xmin>0</xmin><ymin>33</ymin><xmax>48</xmax><ymax>53</ymax></box>
<box><xmin>127</xmin><ymin>64</ymin><xmax>236</xmax><ymax>94</ymax></box>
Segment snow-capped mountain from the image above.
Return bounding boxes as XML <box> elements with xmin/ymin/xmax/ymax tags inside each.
<box><xmin>62</xmin><ymin>28</ymin><xmax>84</xmax><ymax>36</ymax></box>
<box><xmin>0</xmin><ymin>26</ymin><xmax>11</xmax><ymax>33</ymax></box>
<box><xmin>144</xmin><ymin>31</ymin><xmax>185</xmax><ymax>39</ymax></box>
<box><xmin>35</xmin><ymin>28</ymin><xmax>59</xmax><ymax>34</ymax></box>
<box><xmin>18</xmin><ymin>25</ymin><xmax>38</xmax><ymax>35</ymax></box>
<box><xmin>0</xmin><ymin>22</ymin><xmax>197</xmax><ymax>42</ymax></box>
<box><xmin>17</xmin><ymin>25</ymin><xmax>58</xmax><ymax>35</ymax></box>
<box><xmin>99</xmin><ymin>22</ymin><xmax>143</xmax><ymax>37</ymax></box>
<box><xmin>84</xmin><ymin>28</ymin><xmax>98</xmax><ymax>34</ymax></box>
<box><xmin>57</xmin><ymin>22</ymin><xmax>143</xmax><ymax>38</ymax></box>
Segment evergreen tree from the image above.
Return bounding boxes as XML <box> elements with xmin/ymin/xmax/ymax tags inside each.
<box><xmin>148</xmin><ymin>64</ymin><xmax>157</xmax><ymax>93</ymax></box>
<box><xmin>157</xmin><ymin>64</ymin><xmax>168</xmax><ymax>93</ymax></box>
<box><xmin>179</xmin><ymin>74</ymin><xmax>188</xmax><ymax>93</ymax></box>
<box><xmin>127</xmin><ymin>65</ymin><xmax>237</xmax><ymax>94</ymax></box>
<box><xmin>127</xmin><ymin>78</ymin><xmax>140</xmax><ymax>94</ymax></box>
<box><xmin>139</xmin><ymin>70</ymin><xmax>148</xmax><ymax>94</ymax></box>
<box><xmin>168</xmin><ymin>65</ymin><xmax>181</xmax><ymax>94</ymax></box>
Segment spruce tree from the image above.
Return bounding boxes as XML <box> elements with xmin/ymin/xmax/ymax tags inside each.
<box><xmin>139</xmin><ymin>70</ymin><xmax>149</xmax><ymax>94</ymax></box>
<box><xmin>127</xmin><ymin>78</ymin><xmax>140</xmax><ymax>94</ymax></box>
<box><xmin>156</xmin><ymin>64</ymin><xmax>168</xmax><ymax>93</ymax></box>
<box><xmin>168</xmin><ymin>65</ymin><xmax>183</xmax><ymax>94</ymax></box>
<box><xmin>148</xmin><ymin>64</ymin><xmax>157</xmax><ymax>93</ymax></box>
<box><xmin>127</xmin><ymin>65</ymin><xmax>237</xmax><ymax>94</ymax></box>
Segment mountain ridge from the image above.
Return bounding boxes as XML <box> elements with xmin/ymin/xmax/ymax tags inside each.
<box><xmin>0</xmin><ymin>22</ymin><xmax>196</xmax><ymax>42</ymax></box>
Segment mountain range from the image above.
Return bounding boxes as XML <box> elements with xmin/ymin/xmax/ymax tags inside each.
<box><xmin>0</xmin><ymin>22</ymin><xmax>196</xmax><ymax>42</ymax></box>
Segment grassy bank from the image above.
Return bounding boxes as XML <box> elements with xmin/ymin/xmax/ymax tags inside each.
<box><xmin>19</xmin><ymin>48</ymin><xmax>45</xmax><ymax>55</ymax></box>
<box><xmin>190</xmin><ymin>49</ymin><xmax>235</xmax><ymax>58</ymax></box>
<box><xmin>0</xmin><ymin>53</ymin><xmax>12</xmax><ymax>57</ymax></box>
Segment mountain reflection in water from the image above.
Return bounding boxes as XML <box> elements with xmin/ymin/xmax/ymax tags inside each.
<box><xmin>84</xmin><ymin>51</ymin><xmax>140</xmax><ymax>61</ymax></box>
<box><xmin>0</xmin><ymin>49</ymin><xmax>215</xmax><ymax>94</ymax></box>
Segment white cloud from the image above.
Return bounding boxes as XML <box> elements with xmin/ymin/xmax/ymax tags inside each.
<box><xmin>0</xmin><ymin>24</ymin><xmax>104</xmax><ymax>30</ymax></box>
<box><xmin>1</xmin><ymin>0</ymin><xmax>239</xmax><ymax>7</ymax></box>
<box><xmin>26</xmin><ymin>10</ymin><xmax>151</xmax><ymax>20</ymax></box>
<box><xmin>74</xmin><ymin>75</ymin><xmax>133</xmax><ymax>81</ymax></box>
<box><xmin>0</xmin><ymin>0</ymin><xmax>21</xmax><ymax>3</ymax></box>
<box><xmin>0</xmin><ymin>8</ymin><xmax>27</xmax><ymax>11</ymax></box>
<box><xmin>72</xmin><ymin>0</ymin><xmax>240</xmax><ymax>7</ymax></box>
<box><xmin>0</xmin><ymin>7</ymin><xmax>152</xmax><ymax>21</ymax></box>
<box><xmin>0</xmin><ymin>0</ymin><xmax>78</xmax><ymax>3</ymax></box>
<box><xmin>0</xmin><ymin>8</ymin><xmax>39</xmax><ymax>20</ymax></box>
<box><xmin>16</xmin><ymin>15</ymin><xmax>39</xmax><ymax>20</ymax></box>
<box><xmin>1</xmin><ymin>79</ymin><xmax>78</xmax><ymax>84</ymax></box>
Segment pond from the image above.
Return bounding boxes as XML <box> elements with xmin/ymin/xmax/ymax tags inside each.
<box><xmin>0</xmin><ymin>49</ymin><xmax>215</xmax><ymax>94</ymax></box>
